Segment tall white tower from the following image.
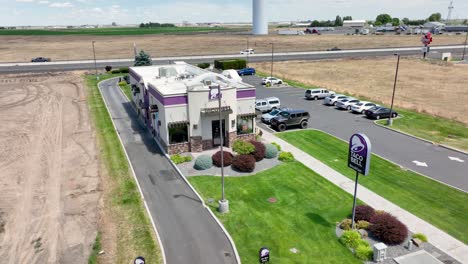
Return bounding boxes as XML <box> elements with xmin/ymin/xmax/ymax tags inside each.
<box><xmin>253</xmin><ymin>0</ymin><xmax>268</xmax><ymax>35</ymax></box>
<box><xmin>446</xmin><ymin>0</ymin><xmax>454</xmax><ymax>21</ymax></box>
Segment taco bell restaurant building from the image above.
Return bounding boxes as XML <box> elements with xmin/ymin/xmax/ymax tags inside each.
<box><xmin>128</xmin><ymin>62</ymin><xmax>257</xmax><ymax>154</ymax></box>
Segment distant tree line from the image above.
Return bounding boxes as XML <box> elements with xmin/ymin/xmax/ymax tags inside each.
<box><xmin>310</xmin><ymin>15</ymin><xmax>353</xmax><ymax>27</ymax></box>
<box><xmin>139</xmin><ymin>22</ymin><xmax>176</xmax><ymax>28</ymax></box>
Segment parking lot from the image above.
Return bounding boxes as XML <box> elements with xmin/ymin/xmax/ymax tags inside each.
<box><xmin>243</xmin><ymin>75</ymin><xmax>468</xmax><ymax>192</ymax></box>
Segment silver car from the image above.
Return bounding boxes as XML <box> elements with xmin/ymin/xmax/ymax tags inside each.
<box><xmin>324</xmin><ymin>94</ymin><xmax>348</xmax><ymax>106</ymax></box>
<box><xmin>336</xmin><ymin>98</ymin><xmax>359</xmax><ymax>110</ymax></box>
<box><xmin>261</xmin><ymin>108</ymin><xmax>291</xmax><ymax>124</ymax></box>
<box><xmin>351</xmin><ymin>101</ymin><xmax>378</xmax><ymax>114</ymax></box>
<box><xmin>255</xmin><ymin>97</ymin><xmax>281</xmax><ymax>112</ymax></box>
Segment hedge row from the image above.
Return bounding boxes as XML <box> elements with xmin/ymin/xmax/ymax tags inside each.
<box><xmin>214</xmin><ymin>59</ymin><xmax>246</xmax><ymax>70</ymax></box>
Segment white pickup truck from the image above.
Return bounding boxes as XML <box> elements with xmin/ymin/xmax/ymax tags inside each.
<box><xmin>304</xmin><ymin>88</ymin><xmax>335</xmax><ymax>100</ymax></box>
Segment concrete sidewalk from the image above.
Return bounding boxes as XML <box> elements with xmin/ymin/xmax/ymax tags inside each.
<box><xmin>260</xmin><ymin>129</ymin><xmax>468</xmax><ymax>263</ymax></box>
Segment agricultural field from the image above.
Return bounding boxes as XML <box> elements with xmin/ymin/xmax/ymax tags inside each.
<box><xmin>0</xmin><ymin>33</ymin><xmax>466</xmax><ymax>62</ymax></box>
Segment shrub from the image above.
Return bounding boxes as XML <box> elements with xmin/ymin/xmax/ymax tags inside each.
<box><xmin>249</xmin><ymin>140</ymin><xmax>266</xmax><ymax>162</ymax></box>
<box><xmin>278</xmin><ymin>152</ymin><xmax>294</xmax><ymax>162</ymax></box>
<box><xmin>370</xmin><ymin>212</ymin><xmax>408</xmax><ymax>245</ymax></box>
<box><xmin>119</xmin><ymin>67</ymin><xmax>129</xmax><ymax>73</ymax></box>
<box><xmin>271</xmin><ymin>142</ymin><xmax>281</xmax><ymax>151</ymax></box>
<box><xmin>212</xmin><ymin>151</ymin><xmax>233</xmax><ymax>167</ymax></box>
<box><xmin>197</xmin><ymin>63</ymin><xmax>210</xmax><ymax>69</ymax></box>
<box><xmin>194</xmin><ymin>155</ymin><xmax>213</xmax><ymax>170</ymax></box>
<box><xmin>170</xmin><ymin>154</ymin><xmax>192</xmax><ymax>164</ymax></box>
<box><xmin>355</xmin><ymin>205</ymin><xmax>375</xmax><ymax>222</ymax></box>
<box><xmin>264</xmin><ymin>143</ymin><xmax>278</xmax><ymax>159</ymax></box>
<box><xmin>105</xmin><ymin>65</ymin><xmax>112</xmax><ymax>72</ymax></box>
<box><xmin>355</xmin><ymin>244</ymin><xmax>373</xmax><ymax>261</ymax></box>
<box><xmin>356</xmin><ymin>220</ymin><xmax>370</xmax><ymax>230</ymax></box>
<box><xmin>110</xmin><ymin>69</ymin><xmax>121</xmax><ymax>74</ymax></box>
<box><xmin>232</xmin><ymin>140</ymin><xmax>255</xmax><ymax>155</ymax></box>
<box><xmin>413</xmin><ymin>233</ymin><xmax>428</xmax><ymax>242</ymax></box>
<box><xmin>118</xmin><ymin>81</ymin><xmax>127</xmax><ymax>87</ymax></box>
<box><xmin>232</xmin><ymin>154</ymin><xmax>256</xmax><ymax>172</ymax></box>
<box><xmin>340</xmin><ymin>219</ymin><xmax>352</xmax><ymax>230</ymax></box>
<box><xmin>339</xmin><ymin>230</ymin><xmax>361</xmax><ymax>249</ymax></box>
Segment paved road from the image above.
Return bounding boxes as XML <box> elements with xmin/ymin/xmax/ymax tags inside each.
<box><xmin>245</xmin><ymin>75</ymin><xmax>468</xmax><ymax>192</ymax></box>
<box><xmin>99</xmin><ymin>78</ymin><xmax>237</xmax><ymax>264</ymax></box>
<box><xmin>0</xmin><ymin>45</ymin><xmax>465</xmax><ymax>73</ymax></box>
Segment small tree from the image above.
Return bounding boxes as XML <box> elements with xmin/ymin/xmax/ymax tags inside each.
<box><xmin>428</xmin><ymin>12</ymin><xmax>442</xmax><ymax>22</ymax></box>
<box><xmin>392</xmin><ymin>17</ymin><xmax>400</xmax><ymax>26</ymax></box>
<box><xmin>343</xmin><ymin>16</ymin><xmax>353</xmax><ymax>21</ymax></box>
<box><xmin>402</xmin><ymin>17</ymin><xmax>410</xmax><ymax>25</ymax></box>
<box><xmin>310</xmin><ymin>20</ymin><xmax>320</xmax><ymax>27</ymax></box>
<box><xmin>134</xmin><ymin>50</ymin><xmax>152</xmax><ymax>66</ymax></box>
<box><xmin>335</xmin><ymin>15</ymin><xmax>343</xmax><ymax>27</ymax></box>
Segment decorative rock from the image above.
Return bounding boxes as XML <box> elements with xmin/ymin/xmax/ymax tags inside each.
<box><xmin>98</xmin><ymin>250</ymin><xmax>105</xmax><ymax>255</ymax></box>
<box><xmin>412</xmin><ymin>238</ymin><xmax>423</xmax><ymax>247</ymax></box>
<box><xmin>358</xmin><ymin>229</ymin><xmax>368</xmax><ymax>238</ymax></box>
<box><xmin>289</xmin><ymin>248</ymin><xmax>299</xmax><ymax>254</ymax></box>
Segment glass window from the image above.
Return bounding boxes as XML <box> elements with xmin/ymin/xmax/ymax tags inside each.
<box><xmin>237</xmin><ymin>117</ymin><xmax>254</xmax><ymax>135</ymax></box>
<box><xmin>169</xmin><ymin>126</ymin><xmax>188</xmax><ymax>144</ymax></box>
<box><xmin>270</xmin><ymin>109</ymin><xmax>280</xmax><ymax>115</ymax></box>
<box><xmin>291</xmin><ymin>114</ymin><xmax>297</xmax><ymax>118</ymax></box>
<box><xmin>269</xmin><ymin>100</ymin><xmax>279</xmax><ymax>104</ymax></box>
<box><xmin>280</xmin><ymin>112</ymin><xmax>290</xmax><ymax>118</ymax></box>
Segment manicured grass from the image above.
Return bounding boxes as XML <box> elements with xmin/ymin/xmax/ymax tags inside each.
<box><xmin>0</xmin><ymin>27</ymin><xmax>234</xmax><ymax>36</ymax></box>
<box><xmin>277</xmin><ymin>130</ymin><xmax>468</xmax><ymax>244</ymax></box>
<box><xmin>85</xmin><ymin>74</ymin><xmax>162</xmax><ymax>263</ymax></box>
<box><xmin>189</xmin><ymin>162</ymin><xmax>361</xmax><ymax>264</ymax></box>
<box><xmin>256</xmin><ymin>71</ymin><xmax>320</xmax><ymax>89</ymax></box>
<box><xmin>118</xmin><ymin>80</ymin><xmax>132</xmax><ymax>101</ymax></box>
<box><xmin>376</xmin><ymin>108</ymin><xmax>468</xmax><ymax>152</ymax></box>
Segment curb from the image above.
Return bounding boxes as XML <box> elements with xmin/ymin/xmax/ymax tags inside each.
<box><xmin>114</xmin><ymin>78</ymin><xmax>241</xmax><ymax>264</ymax></box>
<box><xmin>374</xmin><ymin>121</ymin><xmax>468</xmax><ymax>155</ymax></box>
<box><xmin>97</xmin><ymin>78</ymin><xmax>167</xmax><ymax>264</ymax></box>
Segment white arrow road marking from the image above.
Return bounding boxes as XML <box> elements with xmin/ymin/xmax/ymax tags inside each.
<box><xmin>412</xmin><ymin>161</ymin><xmax>428</xmax><ymax>167</ymax></box>
<box><xmin>448</xmin><ymin>156</ymin><xmax>465</xmax><ymax>163</ymax></box>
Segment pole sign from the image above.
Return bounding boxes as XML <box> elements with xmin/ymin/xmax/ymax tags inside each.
<box><xmin>259</xmin><ymin>247</ymin><xmax>270</xmax><ymax>263</ymax></box>
<box><xmin>348</xmin><ymin>133</ymin><xmax>372</xmax><ymax>175</ymax></box>
<box><xmin>209</xmin><ymin>85</ymin><xmax>221</xmax><ymax>100</ymax></box>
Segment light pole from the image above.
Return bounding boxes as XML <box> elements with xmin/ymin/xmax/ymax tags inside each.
<box><xmin>387</xmin><ymin>54</ymin><xmax>400</xmax><ymax>126</ymax></box>
<box><xmin>462</xmin><ymin>30</ymin><xmax>468</xmax><ymax>61</ymax></box>
<box><xmin>92</xmin><ymin>41</ymin><xmax>98</xmax><ymax>80</ymax></box>
<box><xmin>269</xmin><ymin>42</ymin><xmax>274</xmax><ymax>77</ymax></box>
<box><xmin>211</xmin><ymin>84</ymin><xmax>229</xmax><ymax>214</ymax></box>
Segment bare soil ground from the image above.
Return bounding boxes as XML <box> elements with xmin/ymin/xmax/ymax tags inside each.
<box><xmin>1</xmin><ymin>34</ymin><xmax>466</xmax><ymax>62</ymax></box>
<box><xmin>252</xmin><ymin>58</ymin><xmax>468</xmax><ymax>124</ymax></box>
<box><xmin>0</xmin><ymin>72</ymin><xmax>101</xmax><ymax>263</ymax></box>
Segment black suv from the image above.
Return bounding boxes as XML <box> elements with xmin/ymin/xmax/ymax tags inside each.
<box><xmin>270</xmin><ymin>109</ymin><xmax>309</xmax><ymax>131</ymax></box>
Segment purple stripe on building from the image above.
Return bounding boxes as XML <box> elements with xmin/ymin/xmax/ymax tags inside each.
<box><xmin>148</xmin><ymin>83</ymin><xmax>188</xmax><ymax>106</ymax></box>
<box><xmin>237</xmin><ymin>89</ymin><xmax>256</xmax><ymax>99</ymax></box>
<box><xmin>129</xmin><ymin>68</ymin><xmax>141</xmax><ymax>82</ymax></box>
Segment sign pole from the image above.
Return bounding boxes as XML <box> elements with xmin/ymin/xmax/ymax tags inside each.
<box><xmin>351</xmin><ymin>171</ymin><xmax>359</xmax><ymax>229</ymax></box>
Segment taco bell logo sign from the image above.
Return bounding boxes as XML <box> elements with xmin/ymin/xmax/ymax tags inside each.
<box><xmin>348</xmin><ymin>133</ymin><xmax>371</xmax><ymax>175</ymax></box>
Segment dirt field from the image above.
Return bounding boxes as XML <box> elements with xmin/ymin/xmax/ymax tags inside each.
<box><xmin>252</xmin><ymin>58</ymin><xmax>468</xmax><ymax>124</ymax></box>
<box><xmin>0</xmin><ymin>72</ymin><xmax>101</xmax><ymax>263</ymax></box>
<box><xmin>1</xmin><ymin>33</ymin><xmax>466</xmax><ymax>62</ymax></box>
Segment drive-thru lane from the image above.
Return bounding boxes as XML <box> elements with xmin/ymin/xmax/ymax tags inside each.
<box><xmin>247</xmin><ymin>75</ymin><xmax>468</xmax><ymax>192</ymax></box>
<box><xmin>99</xmin><ymin>78</ymin><xmax>238</xmax><ymax>264</ymax></box>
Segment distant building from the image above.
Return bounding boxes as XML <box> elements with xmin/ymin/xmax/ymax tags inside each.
<box><xmin>343</xmin><ymin>20</ymin><xmax>367</xmax><ymax>28</ymax></box>
<box><xmin>423</xmin><ymin>22</ymin><xmax>445</xmax><ymax>29</ymax></box>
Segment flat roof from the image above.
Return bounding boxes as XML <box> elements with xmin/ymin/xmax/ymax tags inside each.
<box><xmin>131</xmin><ymin>63</ymin><xmax>253</xmax><ymax>96</ymax></box>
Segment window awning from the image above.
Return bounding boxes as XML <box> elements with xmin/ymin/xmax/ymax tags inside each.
<box><xmin>201</xmin><ymin>106</ymin><xmax>232</xmax><ymax>115</ymax></box>
<box><xmin>237</xmin><ymin>113</ymin><xmax>257</xmax><ymax>119</ymax></box>
<box><xmin>168</xmin><ymin>121</ymin><xmax>189</xmax><ymax>128</ymax></box>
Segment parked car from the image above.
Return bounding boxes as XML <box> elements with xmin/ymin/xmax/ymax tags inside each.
<box><xmin>255</xmin><ymin>97</ymin><xmax>281</xmax><ymax>112</ymax></box>
<box><xmin>261</xmin><ymin>108</ymin><xmax>291</xmax><ymax>124</ymax></box>
<box><xmin>237</xmin><ymin>67</ymin><xmax>256</xmax><ymax>76</ymax></box>
<box><xmin>270</xmin><ymin>109</ymin><xmax>309</xmax><ymax>132</ymax></box>
<box><xmin>304</xmin><ymin>88</ymin><xmax>335</xmax><ymax>100</ymax></box>
<box><xmin>324</xmin><ymin>94</ymin><xmax>348</xmax><ymax>106</ymax></box>
<box><xmin>351</xmin><ymin>101</ymin><xmax>378</xmax><ymax>114</ymax></box>
<box><xmin>240</xmin><ymin>48</ymin><xmax>255</xmax><ymax>54</ymax></box>
<box><xmin>261</xmin><ymin>77</ymin><xmax>283</xmax><ymax>85</ymax></box>
<box><xmin>365</xmin><ymin>107</ymin><xmax>398</xmax><ymax>120</ymax></box>
<box><xmin>336</xmin><ymin>98</ymin><xmax>360</xmax><ymax>110</ymax></box>
<box><xmin>327</xmin><ymin>47</ymin><xmax>341</xmax><ymax>51</ymax></box>
<box><xmin>31</xmin><ymin>57</ymin><xmax>51</xmax><ymax>62</ymax></box>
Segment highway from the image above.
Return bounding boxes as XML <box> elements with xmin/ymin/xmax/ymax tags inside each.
<box><xmin>0</xmin><ymin>44</ymin><xmax>465</xmax><ymax>73</ymax></box>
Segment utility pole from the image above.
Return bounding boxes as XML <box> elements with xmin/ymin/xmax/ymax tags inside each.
<box><xmin>133</xmin><ymin>42</ymin><xmax>138</xmax><ymax>58</ymax></box>
<box><xmin>462</xmin><ymin>30</ymin><xmax>468</xmax><ymax>61</ymax></box>
<box><xmin>387</xmin><ymin>54</ymin><xmax>400</xmax><ymax>126</ymax></box>
<box><xmin>269</xmin><ymin>42</ymin><xmax>274</xmax><ymax>77</ymax></box>
<box><xmin>246</xmin><ymin>37</ymin><xmax>250</xmax><ymax>67</ymax></box>
<box><xmin>92</xmin><ymin>41</ymin><xmax>98</xmax><ymax>80</ymax></box>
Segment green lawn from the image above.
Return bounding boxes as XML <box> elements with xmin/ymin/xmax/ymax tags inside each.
<box><xmin>256</xmin><ymin>71</ymin><xmax>319</xmax><ymax>89</ymax></box>
<box><xmin>85</xmin><ymin>74</ymin><xmax>162</xmax><ymax>263</ymax></box>
<box><xmin>189</xmin><ymin>162</ymin><xmax>361</xmax><ymax>264</ymax></box>
<box><xmin>376</xmin><ymin>108</ymin><xmax>468</xmax><ymax>152</ymax></box>
<box><xmin>277</xmin><ymin>130</ymin><xmax>468</xmax><ymax>244</ymax></box>
<box><xmin>0</xmin><ymin>27</ymin><xmax>235</xmax><ymax>36</ymax></box>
